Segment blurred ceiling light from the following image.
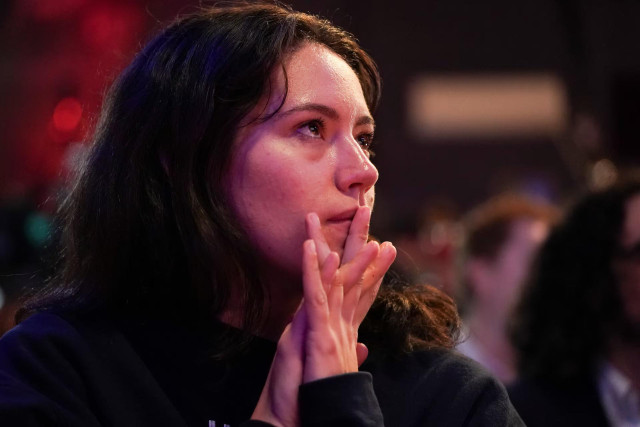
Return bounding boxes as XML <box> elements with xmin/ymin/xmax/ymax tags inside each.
<box><xmin>590</xmin><ymin>158</ymin><xmax>618</xmax><ymax>190</ymax></box>
<box><xmin>408</xmin><ymin>73</ymin><xmax>568</xmax><ymax>140</ymax></box>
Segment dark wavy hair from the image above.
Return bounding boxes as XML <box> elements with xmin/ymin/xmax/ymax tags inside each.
<box><xmin>509</xmin><ymin>180</ymin><xmax>640</xmax><ymax>382</ymax></box>
<box><xmin>360</xmin><ymin>275</ymin><xmax>462</xmax><ymax>358</ymax></box>
<box><xmin>18</xmin><ymin>3</ymin><xmax>380</xmax><ymax>338</ymax></box>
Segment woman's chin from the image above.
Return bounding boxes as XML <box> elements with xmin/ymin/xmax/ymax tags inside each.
<box><xmin>323</xmin><ymin>229</ymin><xmax>349</xmax><ymax>257</ymax></box>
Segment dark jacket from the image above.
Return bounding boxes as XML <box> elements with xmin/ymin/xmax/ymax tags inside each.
<box><xmin>0</xmin><ymin>311</ymin><xmax>522</xmax><ymax>426</ymax></box>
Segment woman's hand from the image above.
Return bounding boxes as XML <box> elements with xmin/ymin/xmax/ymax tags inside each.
<box><xmin>306</xmin><ymin>206</ymin><xmax>396</xmax><ymax>327</ymax></box>
<box><xmin>252</xmin><ymin>306</ymin><xmax>307</xmax><ymax>427</ymax></box>
<box><xmin>252</xmin><ymin>208</ymin><xmax>396</xmax><ymax>426</ymax></box>
<box><xmin>301</xmin><ymin>211</ymin><xmax>396</xmax><ymax>381</ymax></box>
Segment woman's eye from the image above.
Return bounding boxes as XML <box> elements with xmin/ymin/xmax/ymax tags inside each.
<box><xmin>357</xmin><ymin>133</ymin><xmax>376</xmax><ymax>157</ymax></box>
<box><xmin>297</xmin><ymin>120</ymin><xmax>323</xmax><ymax>138</ymax></box>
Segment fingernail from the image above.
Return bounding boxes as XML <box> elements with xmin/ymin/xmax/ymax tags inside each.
<box><xmin>306</xmin><ymin>212</ymin><xmax>320</xmax><ymax>229</ymax></box>
<box><xmin>305</xmin><ymin>239</ymin><xmax>316</xmax><ymax>253</ymax></box>
<box><xmin>383</xmin><ymin>242</ymin><xmax>397</xmax><ymax>257</ymax></box>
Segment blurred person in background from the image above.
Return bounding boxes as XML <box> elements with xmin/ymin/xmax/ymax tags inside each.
<box><xmin>508</xmin><ymin>179</ymin><xmax>640</xmax><ymax>426</ymax></box>
<box><xmin>456</xmin><ymin>194</ymin><xmax>559</xmax><ymax>384</ymax></box>
<box><xmin>386</xmin><ymin>202</ymin><xmax>461</xmax><ymax>296</ymax></box>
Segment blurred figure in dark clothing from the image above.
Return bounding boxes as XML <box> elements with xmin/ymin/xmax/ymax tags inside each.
<box><xmin>509</xmin><ymin>179</ymin><xmax>640</xmax><ymax>426</ymax></box>
<box><xmin>456</xmin><ymin>194</ymin><xmax>559</xmax><ymax>384</ymax></box>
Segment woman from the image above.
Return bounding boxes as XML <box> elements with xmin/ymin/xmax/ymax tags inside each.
<box><xmin>0</xmin><ymin>3</ymin><xmax>521</xmax><ymax>426</ymax></box>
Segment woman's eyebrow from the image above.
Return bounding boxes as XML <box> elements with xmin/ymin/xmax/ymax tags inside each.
<box><xmin>275</xmin><ymin>102</ymin><xmax>375</xmax><ymax>127</ymax></box>
<box><xmin>355</xmin><ymin>115</ymin><xmax>376</xmax><ymax>128</ymax></box>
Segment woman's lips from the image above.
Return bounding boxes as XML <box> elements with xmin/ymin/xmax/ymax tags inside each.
<box><xmin>326</xmin><ymin>218</ymin><xmax>352</xmax><ymax>228</ymax></box>
<box><xmin>324</xmin><ymin>209</ymin><xmax>357</xmax><ymax>250</ymax></box>
<box><xmin>325</xmin><ymin>218</ymin><xmax>352</xmax><ymax>233</ymax></box>
<box><xmin>326</xmin><ymin>207</ymin><xmax>358</xmax><ymax>223</ymax></box>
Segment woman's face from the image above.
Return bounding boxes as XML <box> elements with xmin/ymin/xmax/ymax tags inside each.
<box><xmin>226</xmin><ymin>42</ymin><xmax>378</xmax><ymax>278</ymax></box>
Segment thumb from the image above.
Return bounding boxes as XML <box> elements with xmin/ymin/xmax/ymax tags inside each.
<box><xmin>356</xmin><ymin>342</ymin><xmax>369</xmax><ymax>367</ymax></box>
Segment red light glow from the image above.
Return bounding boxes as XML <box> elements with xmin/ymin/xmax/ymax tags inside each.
<box><xmin>21</xmin><ymin>0</ymin><xmax>87</xmax><ymax>21</ymax></box>
<box><xmin>52</xmin><ymin>97</ymin><xmax>83</xmax><ymax>132</ymax></box>
<box><xmin>81</xmin><ymin>5</ymin><xmax>143</xmax><ymax>50</ymax></box>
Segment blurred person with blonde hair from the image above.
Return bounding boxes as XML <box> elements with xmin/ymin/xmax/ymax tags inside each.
<box><xmin>456</xmin><ymin>194</ymin><xmax>559</xmax><ymax>384</ymax></box>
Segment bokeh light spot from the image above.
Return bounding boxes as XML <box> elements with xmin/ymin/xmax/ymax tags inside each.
<box><xmin>24</xmin><ymin>212</ymin><xmax>52</xmax><ymax>248</ymax></box>
<box><xmin>53</xmin><ymin>97</ymin><xmax>83</xmax><ymax>132</ymax></box>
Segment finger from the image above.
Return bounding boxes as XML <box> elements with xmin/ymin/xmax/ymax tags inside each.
<box><xmin>342</xmin><ymin>268</ymin><xmax>362</xmax><ymax>325</ymax></box>
<box><xmin>340</xmin><ymin>240</ymin><xmax>380</xmax><ymax>290</ymax></box>
<box><xmin>360</xmin><ymin>242</ymin><xmax>396</xmax><ymax>294</ymax></box>
<box><xmin>356</xmin><ymin>342</ymin><xmax>369</xmax><ymax>367</ymax></box>
<box><xmin>327</xmin><ymin>265</ymin><xmax>344</xmax><ymax>320</ymax></box>
<box><xmin>341</xmin><ymin>241</ymin><xmax>379</xmax><ymax>324</ymax></box>
<box><xmin>306</xmin><ymin>212</ymin><xmax>331</xmax><ymax>264</ymax></box>
<box><xmin>353</xmin><ymin>242</ymin><xmax>396</xmax><ymax>325</ymax></box>
<box><xmin>302</xmin><ymin>239</ymin><xmax>329</xmax><ymax>329</ymax></box>
<box><xmin>320</xmin><ymin>251</ymin><xmax>340</xmax><ymax>291</ymax></box>
<box><xmin>342</xmin><ymin>206</ymin><xmax>371</xmax><ymax>265</ymax></box>
<box><xmin>288</xmin><ymin>304</ymin><xmax>307</xmax><ymax>348</ymax></box>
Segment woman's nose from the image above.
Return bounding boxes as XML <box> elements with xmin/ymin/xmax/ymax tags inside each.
<box><xmin>335</xmin><ymin>137</ymin><xmax>379</xmax><ymax>196</ymax></box>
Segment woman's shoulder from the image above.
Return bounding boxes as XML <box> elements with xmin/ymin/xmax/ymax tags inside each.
<box><xmin>365</xmin><ymin>347</ymin><xmax>506</xmax><ymax>395</ymax></box>
<box><xmin>0</xmin><ymin>312</ymin><xmax>82</xmax><ymax>353</ymax></box>
<box><xmin>0</xmin><ymin>310</ymin><xmax>116</xmax><ymax>352</ymax></box>
<box><xmin>0</xmin><ymin>310</ymin><xmax>186</xmax><ymax>426</ymax></box>
<box><xmin>363</xmin><ymin>348</ymin><xmax>524</xmax><ymax>426</ymax></box>
<box><xmin>0</xmin><ymin>312</ymin><xmax>104</xmax><ymax>424</ymax></box>
<box><xmin>0</xmin><ymin>310</ymin><xmax>128</xmax><ymax>389</ymax></box>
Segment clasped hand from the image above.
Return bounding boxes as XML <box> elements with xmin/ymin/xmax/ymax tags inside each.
<box><xmin>252</xmin><ymin>206</ymin><xmax>396</xmax><ymax>427</ymax></box>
